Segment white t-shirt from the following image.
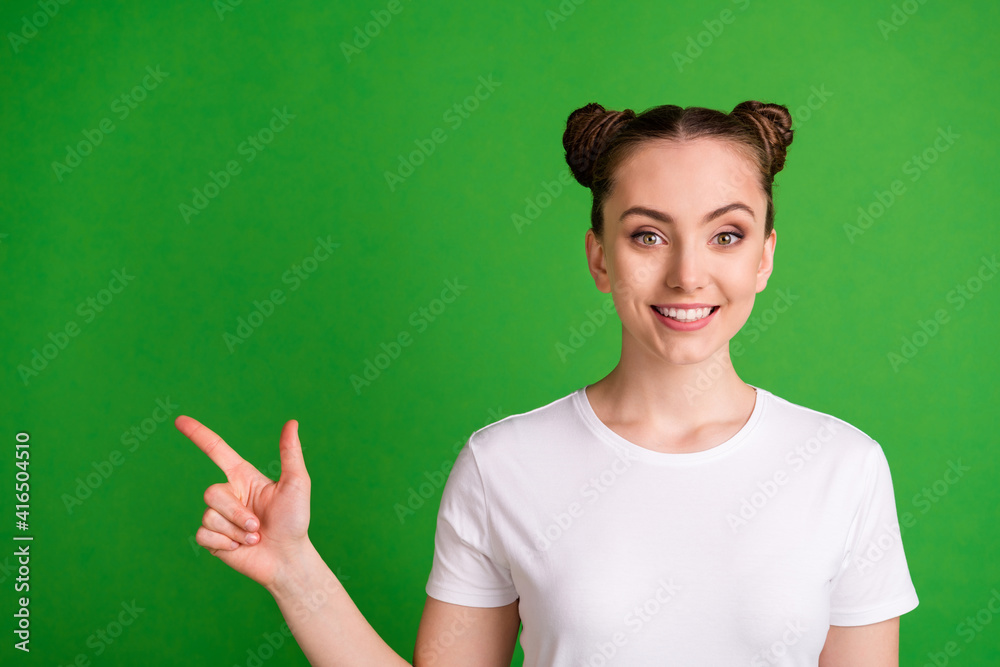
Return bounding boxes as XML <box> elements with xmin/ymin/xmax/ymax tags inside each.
<box><xmin>425</xmin><ymin>385</ymin><xmax>919</xmax><ymax>665</ymax></box>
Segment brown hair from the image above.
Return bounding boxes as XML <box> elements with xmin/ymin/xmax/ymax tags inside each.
<box><xmin>562</xmin><ymin>101</ymin><xmax>794</xmax><ymax>238</ymax></box>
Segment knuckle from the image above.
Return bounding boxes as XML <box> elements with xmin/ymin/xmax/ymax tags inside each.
<box><xmin>232</xmin><ymin>509</ymin><xmax>251</xmax><ymax>529</ymax></box>
<box><xmin>195</xmin><ymin>526</ymin><xmax>213</xmax><ymax>546</ymax></box>
<box><xmin>197</xmin><ymin>526</ymin><xmax>230</xmax><ymax>553</ymax></box>
<box><xmin>204</xmin><ymin>483</ymin><xmax>235</xmax><ymax>510</ymax></box>
<box><xmin>203</xmin><ymin>483</ymin><xmax>222</xmax><ymax>505</ymax></box>
<box><xmin>205</xmin><ymin>511</ymin><xmax>239</xmax><ymax>536</ymax></box>
<box><xmin>203</xmin><ymin>508</ymin><xmax>224</xmax><ymax>530</ymax></box>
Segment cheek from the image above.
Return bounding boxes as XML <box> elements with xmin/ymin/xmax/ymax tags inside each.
<box><xmin>608</xmin><ymin>248</ymin><xmax>641</xmax><ymax>294</ymax></box>
<box><xmin>727</xmin><ymin>253</ymin><xmax>764</xmax><ymax>289</ymax></box>
<box><xmin>607</xmin><ymin>260</ymin><xmax>658</xmax><ymax>320</ymax></box>
<box><xmin>719</xmin><ymin>261</ymin><xmax>763</xmax><ymax>310</ymax></box>
<box><xmin>726</xmin><ymin>296</ymin><xmax>757</xmax><ymax>327</ymax></box>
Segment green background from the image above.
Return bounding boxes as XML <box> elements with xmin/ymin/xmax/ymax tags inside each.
<box><xmin>2</xmin><ymin>0</ymin><xmax>998</xmax><ymax>664</ymax></box>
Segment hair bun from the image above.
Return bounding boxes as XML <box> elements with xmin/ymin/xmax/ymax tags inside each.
<box><xmin>563</xmin><ymin>103</ymin><xmax>636</xmax><ymax>188</ymax></box>
<box><xmin>730</xmin><ymin>101</ymin><xmax>794</xmax><ymax>177</ymax></box>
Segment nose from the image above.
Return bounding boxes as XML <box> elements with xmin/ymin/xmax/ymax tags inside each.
<box><xmin>665</xmin><ymin>241</ymin><xmax>708</xmax><ymax>292</ymax></box>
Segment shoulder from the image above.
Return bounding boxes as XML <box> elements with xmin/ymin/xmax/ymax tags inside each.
<box><xmin>456</xmin><ymin>389</ymin><xmax>587</xmax><ymax>479</ymax></box>
<box><xmin>443</xmin><ymin>389</ymin><xmax>582</xmax><ymax>492</ymax></box>
<box><xmin>466</xmin><ymin>388</ymin><xmax>581</xmax><ymax>452</ymax></box>
<box><xmin>753</xmin><ymin>389</ymin><xmax>904</xmax><ymax>517</ymax></box>
<box><xmin>756</xmin><ymin>387</ymin><xmax>888</xmax><ymax>465</ymax></box>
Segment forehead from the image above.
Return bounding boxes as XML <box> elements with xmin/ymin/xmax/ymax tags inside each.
<box><xmin>609</xmin><ymin>138</ymin><xmax>764</xmax><ymax>219</ymax></box>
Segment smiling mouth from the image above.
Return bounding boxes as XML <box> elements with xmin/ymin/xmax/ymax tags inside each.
<box><xmin>651</xmin><ymin>305</ymin><xmax>719</xmax><ymax>322</ymax></box>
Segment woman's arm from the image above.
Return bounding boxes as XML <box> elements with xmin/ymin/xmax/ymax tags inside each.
<box><xmin>265</xmin><ymin>538</ymin><xmax>410</xmax><ymax>665</ymax></box>
<box><xmin>266</xmin><ymin>540</ymin><xmax>521</xmax><ymax>666</ymax></box>
<box><xmin>819</xmin><ymin>617</ymin><xmax>899</xmax><ymax>667</ymax></box>
<box><xmin>414</xmin><ymin>595</ymin><xmax>521</xmax><ymax>666</ymax></box>
<box><xmin>180</xmin><ymin>415</ymin><xmax>520</xmax><ymax>666</ymax></box>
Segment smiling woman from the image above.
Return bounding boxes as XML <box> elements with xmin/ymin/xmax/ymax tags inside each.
<box><xmin>181</xmin><ymin>99</ymin><xmax>919</xmax><ymax>667</ymax></box>
<box><xmin>420</xmin><ymin>101</ymin><xmax>920</xmax><ymax>665</ymax></box>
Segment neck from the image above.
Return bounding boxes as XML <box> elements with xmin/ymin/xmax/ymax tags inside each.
<box><xmin>589</xmin><ymin>331</ymin><xmax>755</xmax><ymax>433</ymax></box>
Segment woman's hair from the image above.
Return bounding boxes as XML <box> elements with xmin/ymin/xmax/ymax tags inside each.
<box><xmin>562</xmin><ymin>101</ymin><xmax>794</xmax><ymax>238</ymax></box>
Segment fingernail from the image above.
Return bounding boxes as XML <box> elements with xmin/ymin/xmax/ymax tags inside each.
<box><xmin>229</xmin><ymin>540</ymin><xmax>239</xmax><ymax>550</ymax></box>
<box><xmin>246</xmin><ymin>533</ymin><xmax>259</xmax><ymax>545</ymax></box>
<box><xmin>245</xmin><ymin>518</ymin><xmax>258</xmax><ymax>532</ymax></box>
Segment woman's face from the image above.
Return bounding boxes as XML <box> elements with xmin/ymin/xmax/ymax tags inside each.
<box><xmin>586</xmin><ymin>138</ymin><xmax>776</xmax><ymax>367</ymax></box>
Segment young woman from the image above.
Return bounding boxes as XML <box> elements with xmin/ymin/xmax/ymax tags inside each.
<box><xmin>178</xmin><ymin>100</ymin><xmax>919</xmax><ymax>665</ymax></box>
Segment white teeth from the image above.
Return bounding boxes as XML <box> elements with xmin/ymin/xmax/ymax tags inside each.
<box><xmin>656</xmin><ymin>306</ymin><xmax>715</xmax><ymax>322</ymax></box>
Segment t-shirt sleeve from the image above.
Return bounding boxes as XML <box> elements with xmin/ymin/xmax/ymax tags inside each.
<box><xmin>829</xmin><ymin>442</ymin><xmax>919</xmax><ymax>626</ymax></box>
<box><xmin>425</xmin><ymin>436</ymin><xmax>519</xmax><ymax>607</ymax></box>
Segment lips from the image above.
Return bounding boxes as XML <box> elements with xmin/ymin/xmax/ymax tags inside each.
<box><xmin>650</xmin><ymin>304</ymin><xmax>721</xmax><ymax>331</ymax></box>
<box><xmin>651</xmin><ymin>305</ymin><xmax>719</xmax><ymax>322</ymax></box>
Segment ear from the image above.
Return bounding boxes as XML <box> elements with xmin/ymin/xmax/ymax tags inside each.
<box><xmin>585</xmin><ymin>228</ymin><xmax>611</xmax><ymax>293</ymax></box>
<box><xmin>755</xmin><ymin>228</ymin><xmax>776</xmax><ymax>293</ymax></box>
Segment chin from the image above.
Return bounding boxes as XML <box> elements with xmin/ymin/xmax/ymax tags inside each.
<box><xmin>650</xmin><ymin>340</ymin><xmax>727</xmax><ymax>367</ymax></box>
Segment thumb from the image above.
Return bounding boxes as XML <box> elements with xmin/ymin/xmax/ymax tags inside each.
<box><xmin>278</xmin><ymin>419</ymin><xmax>309</xmax><ymax>483</ymax></box>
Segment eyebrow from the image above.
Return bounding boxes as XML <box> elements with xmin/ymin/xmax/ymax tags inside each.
<box><xmin>619</xmin><ymin>202</ymin><xmax>756</xmax><ymax>225</ymax></box>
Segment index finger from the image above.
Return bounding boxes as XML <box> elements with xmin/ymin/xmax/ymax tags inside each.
<box><xmin>175</xmin><ymin>415</ymin><xmax>248</xmax><ymax>479</ymax></box>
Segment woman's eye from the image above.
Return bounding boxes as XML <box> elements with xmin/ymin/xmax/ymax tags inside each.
<box><xmin>634</xmin><ymin>232</ymin><xmax>661</xmax><ymax>246</ymax></box>
<box><xmin>715</xmin><ymin>231</ymin><xmax>743</xmax><ymax>246</ymax></box>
